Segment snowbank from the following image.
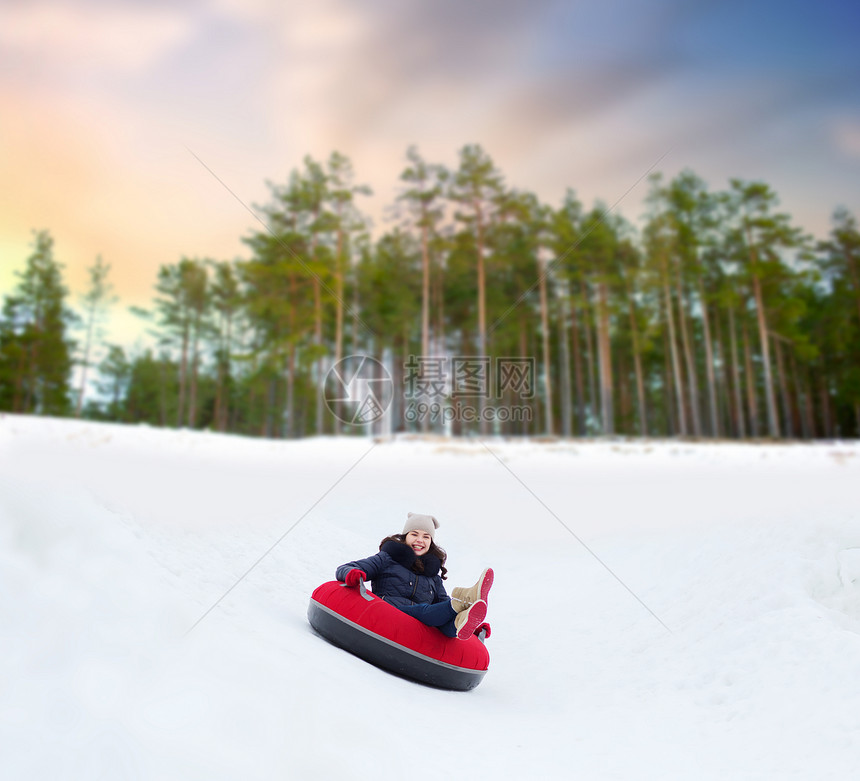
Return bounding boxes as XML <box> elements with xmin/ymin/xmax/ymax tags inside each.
<box><xmin>2</xmin><ymin>414</ymin><xmax>859</xmax><ymax>779</ymax></box>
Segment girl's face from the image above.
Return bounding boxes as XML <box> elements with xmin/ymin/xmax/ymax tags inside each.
<box><xmin>405</xmin><ymin>529</ymin><xmax>432</xmax><ymax>556</ymax></box>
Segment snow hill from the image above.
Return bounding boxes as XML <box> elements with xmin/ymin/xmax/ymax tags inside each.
<box><xmin>2</xmin><ymin>415</ymin><xmax>860</xmax><ymax>780</ymax></box>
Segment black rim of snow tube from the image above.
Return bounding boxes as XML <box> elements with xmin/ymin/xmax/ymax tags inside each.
<box><xmin>307</xmin><ymin>598</ymin><xmax>487</xmax><ymax>691</ymax></box>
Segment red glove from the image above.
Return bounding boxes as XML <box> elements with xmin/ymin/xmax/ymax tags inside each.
<box><xmin>345</xmin><ymin>569</ymin><xmax>366</xmax><ymax>588</ymax></box>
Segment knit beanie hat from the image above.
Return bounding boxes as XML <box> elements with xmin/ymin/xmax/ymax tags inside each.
<box><xmin>403</xmin><ymin>512</ymin><xmax>439</xmax><ymax>540</ymax></box>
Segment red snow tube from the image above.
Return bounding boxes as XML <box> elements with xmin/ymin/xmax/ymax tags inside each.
<box><xmin>308</xmin><ymin>580</ymin><xmax>490</xmax><ymax>691</ymax></box>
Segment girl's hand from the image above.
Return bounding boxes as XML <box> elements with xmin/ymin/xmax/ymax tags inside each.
<box><xmin>345</xmin><ymin>569</ymin><xmax>366</xmax><ymax>588</ymax></box>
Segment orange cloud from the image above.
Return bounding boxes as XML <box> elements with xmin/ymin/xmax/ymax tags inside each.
<box><xmin>0</xmin><ymin>1</ymin><xmax>193</xmax><ymax>72</ymax></box>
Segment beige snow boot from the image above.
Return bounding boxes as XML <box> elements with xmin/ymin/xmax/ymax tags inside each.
<box><xmin>450</xmin><ymin>567</ymin><xmax>494</xmax><ymax>613</ymax></box>
<box><xmin>454</xmin><ymin>599</ymin><xmax>488</xmax><ymax>640</ymax></box>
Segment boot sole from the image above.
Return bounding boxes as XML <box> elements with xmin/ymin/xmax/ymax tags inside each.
<box><xmin>477</xmin><ymin>568</ymin><xmax>494</xmax><ymax>603</ymax></box>
<box><xmin>456</xmin><ymin>600</ymin><xmax>488</xmax><ymax>640</ymax></box>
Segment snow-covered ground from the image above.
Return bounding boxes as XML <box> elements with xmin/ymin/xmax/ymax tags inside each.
<box><xmin>2</xmin><ymin>414</ymin><xmax>860</xmax><ymax>780</ymax></box>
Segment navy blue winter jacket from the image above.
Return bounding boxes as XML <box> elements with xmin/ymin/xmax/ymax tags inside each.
<box><xmin>336</xmin><ymin>539</ymin><xmax>448</xmax><ymax>609</ymax></box>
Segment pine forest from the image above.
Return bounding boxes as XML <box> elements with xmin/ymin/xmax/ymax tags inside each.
<box><xmin>2</xmin><ymin>145</ymin><xmax>859</xmax><ymax>440</ymax></box>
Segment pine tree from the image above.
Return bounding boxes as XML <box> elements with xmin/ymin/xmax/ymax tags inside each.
<box><xmin>489</xmin><ymin>189</ymin><xmax>549</xmax><ymax>434</ymax></box>
<box><xmin>150</xmin><ymin>258</ymin><xmax>210</xmax><ymax>427</ymax></box>
<box><xmin>728</xmin><ymin>180</ymin><xmax>805</xmax><ymax>438</ymax></box>
<box><xmin>325</xmin><ymin>152</ymin><xmax>371</xmax><ymax>432</ymax></box>
<box><xmin>356</xmin><ymin>229</ymin><xmax>421</xmax><ymax>431</ymax></box>
<box><xmin>449</xmin><ymin>145</ymin><xmax>504</xmax><ymax>433</ymax></box>
<box><xmin>398</xmin><ymin>148</ymin><xmax>448</xmax><ymax>352</ymax></box>
<box><xmin>817</xmin><ymin>208</ymin><xmax>860</xmax><ymax>434</ymax></box>
<box><xmin>209</xmin><ymin>260</ymin><xmax>241</xmax><ymax>432</ymax></box>
<box><xmin>97</xmin><ymin>345</ymin><xmax>131</xmax><ymax>420</ymax></box>
<box><xmin>550</xmin><ymin>191</ymin><xmax>589</xmax><ymax>435</ymax></box>
<box><xmin>0</xmin><ymin>230</ymin><xmax>74</xmax><ymax>415</ymax></box>
<box><xmin>75</xmin><ymin>254</ymin><xmax>116</xmax><ymax>417</ymax></box>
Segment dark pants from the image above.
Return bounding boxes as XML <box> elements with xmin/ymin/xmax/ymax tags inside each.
<box><xmin>398</xmin><ymin>600</ymin><xmax>458</xmax><ymax>638</ymax></box>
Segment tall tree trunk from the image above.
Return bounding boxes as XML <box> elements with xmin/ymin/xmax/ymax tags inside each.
<box><xmin>286</xmin><ymin>343</ymin><xmax>295</xmax><ymax>438</ymax></box>
<box><xmin>13</xmin><ymin>345</ymin><xmax>26</xmax><ymax>412</ymax></box>
<box><xmin>187</xmin><ymin>343</ymin><xmax>197</xmax><ymax>428</ymax></box>
<box><xmin>581</xmin><ymin>282</ymin><xmax>598</xmax><ymax>430</ymax></box>
<box><xmin>697</xmin><ymin>278</ymin><xmax>719</xmax><ymax>437</ymax></box>
<box><xmin>351</xmin><ymin>271</ymin><xmax>360</xmax><ymax>357</ymax></box>
<box><xmin>745</xmin><ymin>235</ymin><xmax>779</xmax><ymax>437</ymax></box>
<box><xmin>431</xmin><ymin>258</ymin><xmax>446</xmax><ymax>435</ymax></box>
<box><xmin>334</xmin><ymin>228</ymin><xmax>344</xmax><ymax>436</ymax></box>
<box><xmin>26</xmin><ymin>315</ymin><xmax>42</xmax><ymax>412</ymax></box>
<box><xmin>742</xmin><ymin>317</ymin><xmax>759</xmax><ymax>437</ymax></box>
<box><xmin>538</xmin><ymin>256</ymin><xmax>553</xmax><ymax>435</ymax></box>
<box><xmin>618</xmin><ymin>353</ymin><xmax>631</xmax><ymax>433</ymax></box>
<box><xmin>754</xmin><ymin>277</ymin><xmax>779</xmax><ymax>437</ymax></box>
<box><xmin>177</xmin><ymin>319</ymin><xmax>189</xmax><ymax>427</ymax></box>
<box><xmin>675</xmin><ymin>262</ymin><xmax>702</xmax><ymax>437</ymax></box>
<box><xmin>283</xmin><ymin>274</ymin><xmax>298</xmax><ymax>438</ymax></box>
<box><xmin>596</xmin><ymin>281</ymin><xmax>613</xmax><ymax>435</ymax></box>
<box><xmin>475</xmin><ymin>201</ymin><xmax>488</xmax><ymax>435</ymax></box>
<box><xmin>626</xmin><ymin>281</ymin><xmax>648</xmax><ymax>437</ymax></box>
<box><xmin>789</xmin><ymin>351</ymin><xmax>810</xmax><ymax>439</ymax></box>
<box><xmin>570</xmin><ymin>303</ymin><xmax>586</xmax><ymax>436</ymax></box>
<box><xmin>24</xmin><ymin>340</ymin><xmax>36</xmax><ymax>412</ymax></box>
<box><xmin>75</xmin><ymin>301</ymin><xmax>96</xmax><ymax>417</ymax></box>
<box><xmin>159</xmin><ymin>356</ymin><xmax>169</xmax><ymax>428</ymax></box>
<box><xmin>802</xmin><ymin>366</ymin><xmax>816</xmax><ymax>439</ymax></box>
<box><xmin>335</xmin><ymin>224</ymin><xmax>345</xmax><ymax>369</ymax></box>
<box><xmin>772</xmin><ymin>336</ymin><xmax>794</xmax><ymax>438</ymax></box>
<box><xmin>434</xmin><ymin>258</ymin><xmax>445</xmax><ymax>358</ymax></box>
<box><xmin>819</xmin><ymin>375</ymin><xmax>833</xmax><ymax>438</ymax></box>
<box><xmin>661</xmin><ymin>258</ymin><xmax>687</xmax><ymax>435</ymax></box>
<box><xmin>396</xmin><ymin>331</ymin><xmax>407</xmax><ymax>433</ymax></box>
<box><xmin>663</xmin><ymin>331</ymin><xmax>676</xmax><ymax>436</ymax></box>
<box><xmin>518</xmin><ymin>318</ymin><xmax>529</xmax><ymax>436</ymax></box>
<box><xmin>727</xmin><ymin>301</ymin><xmax>746</xmax><ymax>438</ymax></box>
<box><xmin>558</xmin><ymin>294</ymin><xmax>572</xmax><ymax>437</ymax></box>
<box><xmin>420</xmin><ymin>223</ymin><xmax>431</xmax><ymax>433</ymax></box>
<box><xmin>421</xmin><ymin>224</ymin><xmax>430</xmax><ymax>359</ymax></box>
<box><xmin>213</xmin><ymin>324</ymin><xmax>225</xmax><ymax>431</ymax></box>
<box><xmin>314</xmin><ymin>278</ymin><xmax>324</xmax><ymax>434</ymax></box>
<box><xmin>222</xmin><ymin>311</ymin><xmax>234</xmax><ymax>432</ymax></box>
<box><xmin>307</xmin><ymin>223</ymin><xmax>324</xmax><ymax>435</ymax></box>
<box><xmin>476</xmin><ymin>203</ymin><xmax>486</xmax><ymax>357</ymax></box>
<box><xmin>187</xmin><ymin>313</ymin><xmax>201</xmax><ymax>428</ymax></box>
<box><xmin>712</xmin><ymin>304</ymin><xmax>731</xmax><ymax>438</ymax></box>
<box><xmin>264</xmin><ymin>377</ymin><xmax>277</xmax><ymax>438</ymax></box>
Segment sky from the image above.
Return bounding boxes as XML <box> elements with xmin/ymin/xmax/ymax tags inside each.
<box><xmin>1</xmin><ymin>0</ymin><xmax>859</xmax><ymax>349</ymax></box>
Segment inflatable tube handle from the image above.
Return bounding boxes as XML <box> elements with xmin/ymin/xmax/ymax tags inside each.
<box><xmin>342</xmin><ymin>577</ymin><xmax>374</xmax><ymax>601</ymax></box>
<box><xmin>358</xmin><ymin>578</ymin><xmax>373</xmax><ymax>601</ymax></box>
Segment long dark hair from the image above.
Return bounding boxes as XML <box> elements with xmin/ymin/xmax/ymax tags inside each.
<box><xmin>379</xmin><ymin>534</ymin><xmax>448</xmax><ymax>580</ymax></box>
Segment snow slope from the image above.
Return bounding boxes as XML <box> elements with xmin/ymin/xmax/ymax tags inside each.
<box><xmin>2</xmin><ymin>414</ymin><xmax>860</xmax><ymax>780</ymax></box>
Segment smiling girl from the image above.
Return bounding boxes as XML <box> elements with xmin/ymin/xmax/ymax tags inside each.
<box><xmin>335</xmin><ymin>512</ymin><xmax>493</xmax><ymax>640</ymax></box>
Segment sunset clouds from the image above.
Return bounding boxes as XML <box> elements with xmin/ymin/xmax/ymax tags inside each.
<box><xmin>2</xmin><ymin>0</ymin><xmax>858</xmax><ymax>344</ymax></box>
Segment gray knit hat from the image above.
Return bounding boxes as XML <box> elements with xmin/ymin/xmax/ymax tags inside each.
<box><xmin>403</xmin><ymin>512</ymin><xmax>440</xmax><ymax>539</ymax></box>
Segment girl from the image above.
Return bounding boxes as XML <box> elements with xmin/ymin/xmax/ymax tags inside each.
<box><xmin>336</xmin><ymin>512</ymin><xmax>493</xmax><ymax>640</ymax></box>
